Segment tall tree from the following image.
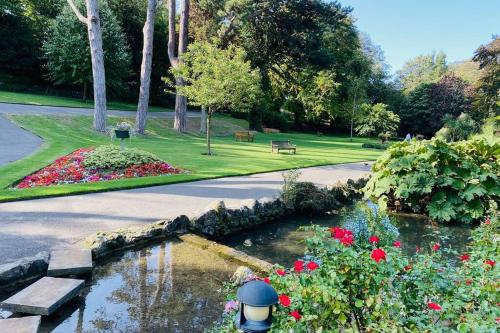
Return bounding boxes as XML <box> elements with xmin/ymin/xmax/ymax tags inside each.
<box><xmin>167</xmin><ymin>0</ymin><xmax>190</xmax><ymax>133</ymax></box>
<box><xmin>472</xmin><ymin>36</ymin><xmax>500</xmax><ymax>118</ymax></box>
<box><xmin>172</xmin><ymin>42</ymin><xmax>261</xmax><ymax>155</ymax></box>
<box><xmin>67</xmin><ymin>0</ymin><xmax>107</xmax><ymax>132</ymax></box>
<box><xmin>135</xmin><ymin>0</ymin><xmax>157</xmax><ymax>134</ymax></box>
<box><xmin>396</xmin><ymin>51</ymin><xmax>448</xmax><ymax>93</ymax></box>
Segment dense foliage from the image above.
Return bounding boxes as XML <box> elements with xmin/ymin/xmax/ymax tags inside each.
<box><xmin>364</xmin><ymin>138</ymin><xmax>499</xmax><ymax>224</ymax></box>
<box><xmin>354</xmin><ymin>103</ymin><xmax>400</xmax><ymax>140</ymax></box>
<box><xmin>213</xmin><ymin>211</ymin><xmax>498</xmax><ymax>332</ymax></box>
<box><xmin>83</xmin><ymin>144</ymin><xmax>164</xmax><ymax>169</ymax></box>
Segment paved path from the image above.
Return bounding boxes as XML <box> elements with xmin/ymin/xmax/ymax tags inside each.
<box><xmin>0</xmin><ymin>162</ymin><xmax>371</xmax><ymax>264</ymax></box>
<box><xmin>0</xmin><ymin>102</ymin><xmax>200</xmax><ymax>118</ymax></box>
<box><xmin>0</xmin><ymin>115</ymin><xmax>43</xmax><ymax>167</ymax></box>
<box><xmin>0</xmin><ymin>102</ymin><xmax>199</xmax><ymax>167</ymax></box>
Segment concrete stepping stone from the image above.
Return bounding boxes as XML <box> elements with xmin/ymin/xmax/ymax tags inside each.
<box><xmin>47</xmin><ymin>249</ymin><xmax>93</xmax><ymax>277</ymax></box>
<box><xmin>0</xmin><ymin>315</ymin><xmax>41</xmax><ymax>333</ymax></box>
<box><xmin>0</xmin><ymin>277</ymin><xmax>84</xmax><ymax>316</ymax></box>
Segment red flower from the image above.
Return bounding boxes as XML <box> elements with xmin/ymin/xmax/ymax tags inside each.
<box><xmin>416</xmin><ymin>246</ymin><xmax>421</xmax><ymax>253</ymax></box>
<box><xmin>496</xmin><ymin>317</ymin><xmax>500</xmax><ymax>324</ymax></box>
<box><xmin>459</xmin><ymin>254</ymin><xmax>470</xmax><ymax>261</ymax></box>
<box><xmin>294</xmin><ymin>260</ymin><xmax>304</xmax><ymax>273</ymax></box>
<box><xmin>371</xmin><ymin>248</ymin><xmax>386</xmax><ymax>263</ymax></box>
<box><xmin>404</xmin><ymin>265</ymin><xmax>412</xmax><ymax>271</ymax></box>
<box><xmin>330</xmin><ymin>227</ymin><xmax>344</xmax><ymax>239</ymax></box>
<box><xmin>428</xmin><ymin>302</ymin><xmax>442</xmax><ymax>311</ymax></box>
<box><xmin>465</xmin><ymin>279</ymin><xmax>472</xmax><ymax>285</ymax></box>
<box><xmin>279</xmin><ymin>295</ymin><xmax>291</xmax><ymax>307</ymax></box>
<box><xmin>369</xmin><ymin>235</ymin><xmax>380</xmax><ymax>244</ymax></box>
<box><xmin>485</xmin><ymin>260</ymin><xmax>496</xmax><ymax>267</ymax></box>
<box><xmin>306</xmin><ymin>261</ymin><xmax>319</xmax><ymax>271</ymax></box>
<box><xmin>290</xmin><ymin>310</ymin><xmax>301</xmax><ymax>321</ymax></box>
<box><xmin>393</xmin><ymin>241</ymin><xmax>401</xmax><ymax>248</ymax></box>
<box><xmin>276</xmin><ymin>269</ymin><xmax>286</xmax><ymax>276</ymax></box>
<box><xmin>432</xmin><ymin>243</ymin><xmax>440</xmax><ymax>251</ymax></box>
<box><xmin>340</xmin><ymin>234</ymin><xmax>354</xmax><ymax>246</ymax></box>
<box><xmin>484</xmin><ymin>218</ymin><xmax>491</xmax><ymax>225</ymax></box>
<box><xmin>263</xmin><ymin>277</ymin><xmax>270</xmax><ymax>284</ymax></box>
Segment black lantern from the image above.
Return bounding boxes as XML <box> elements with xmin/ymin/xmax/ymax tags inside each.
<box><xmin>235</xmin><ymin>280</ymin><xmax>278</xmax><ymax>332</ymax></box>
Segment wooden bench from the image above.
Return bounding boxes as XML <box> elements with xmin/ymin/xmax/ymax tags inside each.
<box><xmin>263</xmin><ymin>127</ymin><xmax>280</xmax><ymax>134</ymax></box>
<box><xmin>271</xmin><ymin>140</ymin><xmax>296</xmax><ymax>154</ymax></box>
<box><xmin>234</xmin><ymin>131</ymin><xmax>254</xmax><ymax>142</ymax></box>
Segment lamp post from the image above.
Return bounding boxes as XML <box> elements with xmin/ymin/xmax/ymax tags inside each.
<box><xmin>235</xmin><ymin>280</ymin><xmax>278</xmax><ymax>333</ymax></box>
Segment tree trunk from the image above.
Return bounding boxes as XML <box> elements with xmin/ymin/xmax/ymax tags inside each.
<box><xmin>350</xmin><ymin>88</ymin><xmax>357</xmax><ymax>142</ymax></box>
<box><xmin>167</xmin><ymin>0</ymin><xmax>189</xmax><ymax>133</ymax></box>
<box><xmin>200</xmin><ymin>106</ymin><xmax>207</xmax><ymax>133</ymax></box>
<box><xmin>206</xmin><ymin>110</ymin><xmax>212</xmax><ymax>155</ymax></box>
<box><xmin>86</xmin><ymin>0</ymin><xmax>107</xmax><ymax>132</ymax></box>
<box><xmin>67</xmin><ymin>0</ymin><xmax>107</xmax><ymax>132</ymax></box>
<box><xmin>136</xmin><ymin>0</ymin><xmax>157</xmax><ymax>135</ymax></box>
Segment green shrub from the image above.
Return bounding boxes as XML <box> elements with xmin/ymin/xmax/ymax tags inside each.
<box><xmin>213</xmin><ymin>216</ymin><xmax>499</xmax><ymax>332</ymax></box>
<box><xmin>362</xmin><ymin>142</ymin><xmax>389</xmax><ymax>150</ymax></box>
<box><xmin>84</xmin><ymin>145</ymin><xmax>163</xmax><ymax>169</ymax></box>
<box><xmin>364</xmin><ymin>138</ymin><xmax>499</xmax><ymax>224</ymax></box>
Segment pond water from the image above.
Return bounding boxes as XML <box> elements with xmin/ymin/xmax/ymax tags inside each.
<box><xmin>34</xmin><ymin>241</ymin><xmax>237</xmax><ymax>333</ymax></box>
<box><xmin>222</xmin><ymin>204</ymin><xmax>472</xmax><ymax>267</ymax></box>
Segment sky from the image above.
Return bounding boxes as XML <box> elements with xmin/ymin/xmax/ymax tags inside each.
<box><xmin>338</xmin><ymin>0</ymin><xmax>499</xmax><ymax>73</ymax></box>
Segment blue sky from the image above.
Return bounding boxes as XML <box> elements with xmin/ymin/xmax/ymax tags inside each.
<box><xmin>339</xmin><ymin>0</ymin><xmax>499</xmax><ymax>73</ymax></box>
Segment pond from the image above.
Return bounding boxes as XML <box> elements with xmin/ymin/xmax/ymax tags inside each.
<box><xmin>30</xmin><ymin>241</ymin><xmax>237</xmax><ymax>333</ymax></box>
<box><xmin>221</xmin><ymin>203</ymin><xmax>472</xmax><ymax>267</ymax></box>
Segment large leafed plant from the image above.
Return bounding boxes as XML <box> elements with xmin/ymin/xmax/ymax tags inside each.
<box><xmin>364</xmin><ymin>138</ymin><xmax>499</xmax><ymax>224</ymax></box>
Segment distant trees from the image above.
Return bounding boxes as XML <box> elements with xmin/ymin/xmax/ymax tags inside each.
<box><xmin>355</xmin><ymin>103</ymin><xmax>400</xmax><ymax>141</ymax></box>
<box><xmin>472</xmin><ymin>36</ymin><xmax>500</xmax><ymax>118</ymax></box>
<box><xmin>396</xmin><ymin>52</ymin><xmax>448</xmax><ymax>93</ymax></box>
<box><xmin>172</xmin><ymin>42</ymin><xmax>261</xmax><ymax>155</ymax></box>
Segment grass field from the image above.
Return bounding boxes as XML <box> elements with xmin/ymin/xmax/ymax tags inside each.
<box><xmin>0</xmin><ymin>115</ymin><xmax>383</xmax><ymax>201</ymax></box>
<box><xmin>0</xmin><ymin>90</ymin><xmax>172</xmax><ymax>112</ymax></box>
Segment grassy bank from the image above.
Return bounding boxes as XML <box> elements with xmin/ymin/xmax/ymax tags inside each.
<box><xmin>0</xmin><ymin>90</ymin><xmax>172</xmax><ymax>112</ymax></box>
<box><xmin>0</xmin><ymin>114</ymin><xmax>382</xmax><ymax>201</ymax></box>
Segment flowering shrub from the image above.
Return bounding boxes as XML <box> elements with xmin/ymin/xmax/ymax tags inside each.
<box><xmin>16</xmin><ymin>147</ymin><xmax>180</xmax><ymax>188</ymax></box>
<box><xmin>213</xmin><ymin>216</ymin><xmax>499</xmax><ymax>332</ymax></box>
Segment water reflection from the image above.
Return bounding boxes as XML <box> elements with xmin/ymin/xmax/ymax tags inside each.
<box><xmin>39</xmin><ymin>241</ymin><xmax>237</xmax><ymax>333</ymax></box>
<box><xmin>222</xmin><ymin>205</ymin><xmax>472</xmax><ymax>267</ymax></box>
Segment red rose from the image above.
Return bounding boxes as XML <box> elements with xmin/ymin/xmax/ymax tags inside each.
<box><xmin>276</xmin><ymin>269</ymin><xmax>286</xmax><ymax>276</ymax></box>
<box><xmin>432</xmin><ymin>243</ymin><xmax>440</xmax><ymax>251</ymax></box>
<box><xmin>485</xmin><ymin>260</ymin><xmax>496</xmax><ymax>267</ymax></box>
<box><xmin>369</xmin><ymin>235</ymin><xmax>380</xmax><ymax>244</ymax></box>
<box><xmin>263</xmin><ymin>277</ymin><xmax>270</xmax><ymax>284</ymax></box>
<box><xmin>459</xmin><ymin>254</ymin><xmax>470</xmax><ymax>261</ymax></box>
<box><xmin>306</xmin><ymin>261</ymin><xmax>319</xmax><ymax>271</ymax></box>
<box><xmin>294</xmin><ymin>260</ymin><xmax>304</xmax><ymax>273</ymax></box>
<box><xmin>428</xmin><ymin>302</ymin><xmax>442</xmax><ymax>311</ymax></box>
<box><xmin>290</xmin><ymin>310</ymin><xmax>301</xmax><ymax>321</ymax></box>
<box><xmin>393</xmin><ymin>241</ymin><xmax>401</xmax><ymax>248</ymax></box>
<box><xmin>371</xmin><ymin>248</ymin><xmax>386</xmax><ymax>263</ymax></box>
<box><xmin>278</xmin><ymin>294</ymin><xmax>291</xmax><ymax>307</ymax></box>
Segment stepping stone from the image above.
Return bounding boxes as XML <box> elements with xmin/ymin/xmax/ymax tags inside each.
<box><xmin>0</xmin><ymin>277</ymin><xmax>84</xmax><ymax>316</ymax></box>
<box><xmin>0</xmin><ymin>316</ymin><xmax>41</xmax><ymax>333</ymax></box>
<box><xmin>47</xmin><ymin>249</ymin><xmax>93</xmax><ymax>277</ymax></box>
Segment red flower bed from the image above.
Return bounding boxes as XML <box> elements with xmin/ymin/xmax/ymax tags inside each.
<box><xmin>16</xmin><ymin>148</ymin><xmax>180</xmax><ymax>189</ymax></box>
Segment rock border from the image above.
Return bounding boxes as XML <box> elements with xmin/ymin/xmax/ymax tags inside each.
<box><xmin>0</xmin><ymin>178</ymin><xmax>367</xmax><ymax>290</ymax></box>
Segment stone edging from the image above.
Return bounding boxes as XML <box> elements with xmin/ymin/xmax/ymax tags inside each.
<box><xmin>0</xmin><ymin>177</ymin><xmax>367</xmax><ymax>290</ymax></box>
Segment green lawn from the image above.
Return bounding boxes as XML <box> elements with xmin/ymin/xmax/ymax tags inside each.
<box><xmin>0</xmin><ymin>90</ymin><xmax>173</xmax><ymax>112</ymax></box>
<box><xmin>0</xmin><ymin>114</ymin><xmax>382</xmax><ymax>202</ymax></box>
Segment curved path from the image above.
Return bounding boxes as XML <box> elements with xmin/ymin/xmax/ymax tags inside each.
<box><xmin>0</xmin><ymin>102</ymin><xmax>199</xmax><ymax>167</ymax></box>
<box><xmin>0</xmin><ymin>162</ymin><xmax>371</xmax><ymax>264</ymax></box>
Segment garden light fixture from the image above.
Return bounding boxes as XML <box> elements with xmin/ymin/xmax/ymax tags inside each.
<box><xmin>235</xmin><ymin>280</ymin><xmax>278</xmax><ymax>332</ymax></box>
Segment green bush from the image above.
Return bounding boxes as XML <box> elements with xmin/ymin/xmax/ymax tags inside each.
<box><xmin>364</xmin><ymin>138</ymin><xmax>499</xmax><ymax>224</ymax></box>
<box><xmin>362</xmin><ymin>142</ymin><xmax>389</xmax><ymax>150</ymax></box>
<box><xmin>84</xmin><ymin>145</ymin><xmax>163</xmax><ymax>170</ymax></box>
<box><xmin>213</xmin><ymin>215</ymin><xmax>499</xmax><ymax>332</ymax></box>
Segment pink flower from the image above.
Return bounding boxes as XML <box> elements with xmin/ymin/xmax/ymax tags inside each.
<box><xmin>369</xmin><ymin>235</ymin><xmax>380</xmax><ymax>244</ymax></box>
<box><xmin>306</xmin><ymin>262</ymin><xmax>319</xmax><ymax>271</ymax></box>
<box><xmin>224</xmin><ymin>300</ymin><xmax>239</xmax><ymax>313</ymax></box>
<box><xmin>393</xmin><ymin>241</ymin><xmax>401</xmax><ymax>248</ymax></box>
<box><xmin>428</xmin><ymin>302</ymin><xmax>442</xmax><ymax>311</ymax></box>
<box><xmin>432</xmin><ymin>243</ymin><xmax>440</xmax><ymax>251</ymax></box>
<box><xmin>484</xmin><ymin>218</ymin><xmax>491</xmax><ymax>225</ymax></box>
<box><xmin>276</xmin><ymin>269</ymin><xmax>286</xmax><ymax>276</ymax></box>
<box><xmin>290</xmin><ymin>310</ymin><xmax>301</xmax><ymax>321</ymax></box>
<box><xmin>371</xmin><ymin>248</ymin><xmax>386</xmax><ymax>263</ymax></box>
